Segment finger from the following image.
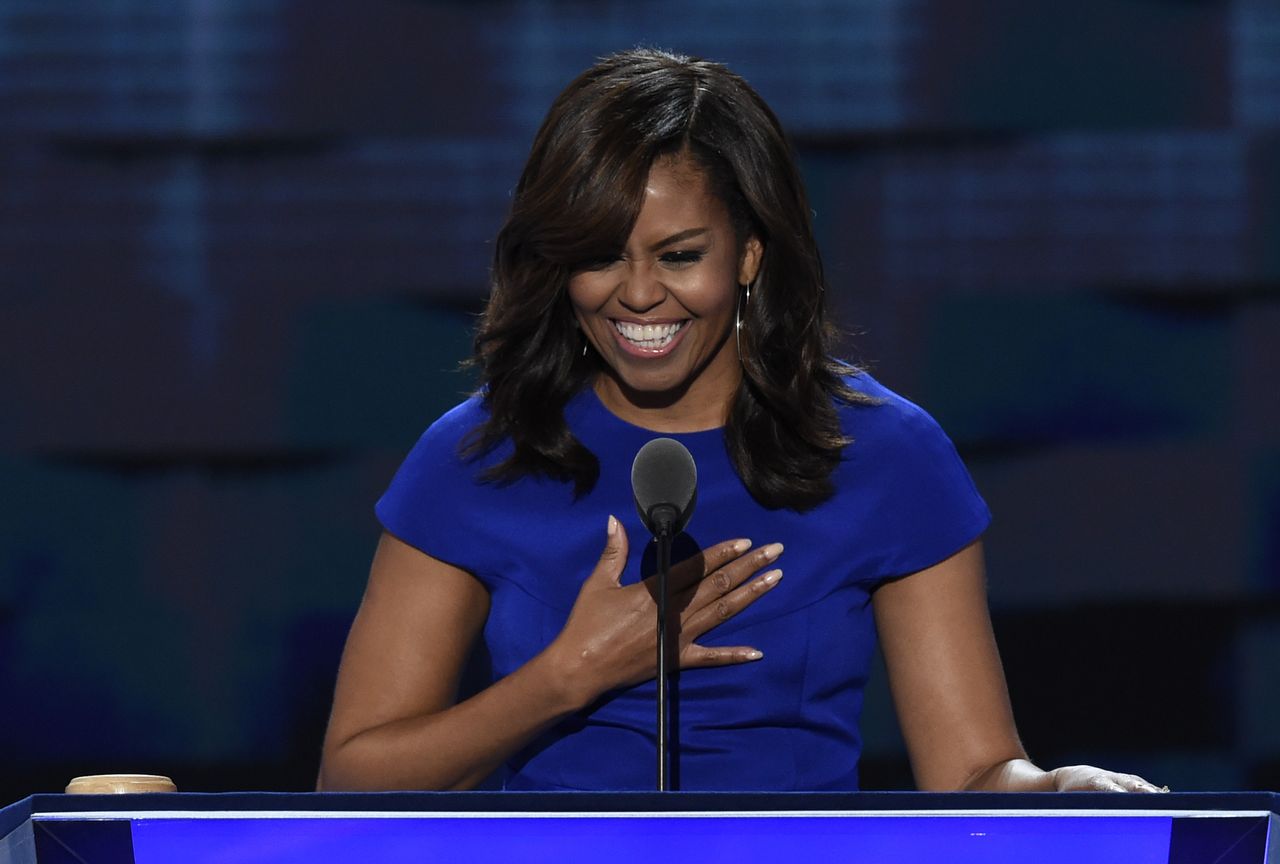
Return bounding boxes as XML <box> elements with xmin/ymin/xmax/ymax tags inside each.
<box><xmin>665</xmin><ymin>537</ymin><xmax>755</xmax><ymax>594</ymax></box>
<box><xmin>1089</xmin><ymin>774</ymin><xmax>1128</xmax><ymax>793</ymax></box>
<box><xmin>682</xmin><ymin>568</ymin><xmax>783</xmax><ymax>637</ymax></box>
<box><xmin>680</xmin><ymin>642</ymin><xmax>764</xmax><ymax>668</ymax></box>
<box><xmin>587</xmin><ymin>515</ymin><xmax>629</xmax><ymax>588</ymax></box>
<box><xmin>1122</xmin><ymin>774</ymin><xmax>1167</xmax><ymax>794</ymax></box>
<box><xmin>680</xmin><ymin>542</ymin><xmax>784</xmax><ymax>612</ymax></box>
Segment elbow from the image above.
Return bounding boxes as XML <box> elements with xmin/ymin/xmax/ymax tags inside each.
<box><xmin>316</xmin><ymin>736</ymin><xmax>480</xmax><ymax>792</ymax></box>
<box><xmin>316</xmin><ymin>745</ymin><xmax>355</xmax><ymax>792</ymax></box>
<box><xmin>316</xmin><ymin>736</ymin><xmax>387</xmax><ymax>792</ymax></box>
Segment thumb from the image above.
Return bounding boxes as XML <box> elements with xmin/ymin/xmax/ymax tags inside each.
<box><xmin>589</xmin><ymin>515</ymin><xmax>629</xmax><ymax>587</ymax></box>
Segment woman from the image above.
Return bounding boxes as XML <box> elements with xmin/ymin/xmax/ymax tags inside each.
<box><xmin>318</xmin><ymin>48</ymin><xmax>1162</xmax><ymax>793</ymax></box>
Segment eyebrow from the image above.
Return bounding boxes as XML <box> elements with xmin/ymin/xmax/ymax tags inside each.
<box><xmin>648</xmin><ymin>227</ymin><xmax>710</xmax><ymax>252</ymax></box>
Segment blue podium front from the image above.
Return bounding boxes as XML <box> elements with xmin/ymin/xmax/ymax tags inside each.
<box><xmin>2</xmin><ymin>792</ymin><xmax>1276</xmax><ymax>863</ymax></box>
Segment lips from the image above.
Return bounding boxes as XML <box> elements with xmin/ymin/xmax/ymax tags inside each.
<box><xmin>611</xmin><ymin>319</ymin><xmax>687</xmax><ymax>353</ymax></box>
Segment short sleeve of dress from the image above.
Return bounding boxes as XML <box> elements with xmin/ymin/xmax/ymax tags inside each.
<box><xmin>839</xmin><ymin>374</ymin><xmax>992</xmax><ymax>583</ymax></box>
<box><xmin>374</xmin><ymin>396</ymin><xmax>493</xmax><ymax>576</ymax></box>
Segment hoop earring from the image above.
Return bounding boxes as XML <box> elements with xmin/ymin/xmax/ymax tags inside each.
<box><xmin>735</xmin><ymin>280</ymin><xmax>753</xmax><ymax>360</ymax></box>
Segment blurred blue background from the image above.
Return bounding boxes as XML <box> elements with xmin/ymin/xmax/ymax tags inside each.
<box><xmin>0</xmin><ymin>0</ymin><xmax>1277</xmax><ymax>797</ymax></box>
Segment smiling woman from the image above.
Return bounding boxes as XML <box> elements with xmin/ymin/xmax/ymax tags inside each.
<box><xmin>462</xmin><ymin>49</ymin><xmax>866</xmax><ymax>511</ymax></box>
<box><xmin>317</xmin><ymin>48</ymin><xmax>1166</xmax><ymax>795</ymax></box>
<box><xmin>568</xmin><ymin>154</ymin><xmax>761</xmax><ymax>432</ymax></box>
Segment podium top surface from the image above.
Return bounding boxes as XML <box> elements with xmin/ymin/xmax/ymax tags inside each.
<box><xmin>4</xmin><ymin>790</ymin><xmax>1279</xmax><ymax>832</ymax></box>
<box><xmin>3</xmin><ymin>792</ymin><xmax>1277</xmax><ymax>864</ymax></box>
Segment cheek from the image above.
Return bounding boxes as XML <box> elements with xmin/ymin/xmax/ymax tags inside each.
<box><xmin>567</xmin><ymin>274</ymin><xmax>610</xmax><ymax>316</ymax></box>
<box><xmin>679</xmin><ymin>270</ymin><xmax>738</xmax><ymax>320</ymax></box>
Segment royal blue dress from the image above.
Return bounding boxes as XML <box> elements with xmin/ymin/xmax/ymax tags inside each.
<box><xmin>376</xmin><ymin>372</ymin><xmax>990</xmax><ymax>791</ymax></box>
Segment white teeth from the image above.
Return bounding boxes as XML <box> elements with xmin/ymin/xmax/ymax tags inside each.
<box><xmin>613</xmin><ymin>320</ymin><xmax>684</xmax><ymax>349</ymax></box>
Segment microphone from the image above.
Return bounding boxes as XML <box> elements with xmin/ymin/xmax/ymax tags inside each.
<box><xmin>631</xmin><ymin>437</ymin><xmax>697</xmax><ymax>538</ymax></box>
<box><xmin>630</xmin><ymin>437</ymin><xmax>697</xmax><ymax>792</ymax></box>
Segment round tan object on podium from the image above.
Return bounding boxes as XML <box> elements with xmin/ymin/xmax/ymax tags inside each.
<box><xmin>65</xmin><ymin>774</ymin><xmax>177</xmax><ymax>794</ymax></box>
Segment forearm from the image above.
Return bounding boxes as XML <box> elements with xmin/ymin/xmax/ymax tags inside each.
<box><xmin>318</xmin><ymin>644</ymin><xmax>590</xmax><ymax>792</ymax></box>
<box><xmin>319</xmin><ymin>524</ymin><xmax>776</xmax><ymax>791</ymax></box>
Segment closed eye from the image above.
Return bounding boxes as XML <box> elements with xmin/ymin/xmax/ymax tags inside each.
<box><xmin>660</xmin><ymin>250</ymin><xmax>704</xmax><ymax>265</ymax></box>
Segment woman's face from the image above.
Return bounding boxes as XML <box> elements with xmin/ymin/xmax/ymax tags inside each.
<box><xmin>568</xmin><ymin>154</ymin><xmax>762</xmax><ymax>431</ymax></box>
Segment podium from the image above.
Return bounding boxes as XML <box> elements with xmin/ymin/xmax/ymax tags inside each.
<box><xmin>3</xmin><ymin>791</ymin><xmax>1277</xmax><ymax>863</ymax></box>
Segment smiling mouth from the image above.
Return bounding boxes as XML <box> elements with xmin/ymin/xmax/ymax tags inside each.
<box><xmin>612</xmin><ymin>320</ymin><xmax>687</xmax><ymax>351</ymax></box>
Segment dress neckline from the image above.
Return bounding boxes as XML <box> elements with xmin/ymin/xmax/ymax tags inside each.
<box><xmin>569</xmin><ymin>385</ymin><xmax>726</xmax><ymax>446</ymax></box>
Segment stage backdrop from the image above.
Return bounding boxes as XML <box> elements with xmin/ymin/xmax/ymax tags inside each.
<box><xmin>0</xmin><ymin>0</ymin><xmax>1277</xmax><ymax>799</ymax></box>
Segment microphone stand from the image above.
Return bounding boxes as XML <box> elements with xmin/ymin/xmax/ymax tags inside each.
<box><xmin>651</xmin><ymin>505</ymin><xmax>677</xmax><ymax>792</ymax></box>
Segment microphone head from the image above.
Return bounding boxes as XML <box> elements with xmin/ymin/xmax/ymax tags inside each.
<box><xmin>631</xmin><ymin>438</ymin><xmax>698</xmax><ymax>537</ymax></box>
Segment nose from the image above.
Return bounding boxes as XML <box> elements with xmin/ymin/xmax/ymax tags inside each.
<box><xmin>616</xmin><ymin>261</ymin><xmax>665</xmax><ymax>313</ymax></box>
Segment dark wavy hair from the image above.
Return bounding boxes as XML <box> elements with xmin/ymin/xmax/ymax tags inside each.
<box><xmin>465</xmin><ymin>48</ymin><xmax>869</xmax><ymax>511</ymax></box>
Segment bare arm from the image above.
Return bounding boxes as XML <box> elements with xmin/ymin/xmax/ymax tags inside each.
<box><xmin>318</xmin><ymin>517</ymin><xmax>784</xmax><ymax>791</ymax></box>
<box><xmin>318</xmin><ymin>531</ymin><xmax>573</xmax><ymax>790</ymax></box>
<box><xmin>873</xmin><ymin>540</ymin><xmax>1163</xmax><ymax>793</ymax></box>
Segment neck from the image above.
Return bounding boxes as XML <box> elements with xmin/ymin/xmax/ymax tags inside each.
<box><xmin>592</xmin><ymin>369</ymin><xmax>739</xmax><ymax>433</ymax></box>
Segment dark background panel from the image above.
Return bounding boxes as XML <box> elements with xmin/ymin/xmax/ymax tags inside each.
<box><xmin>913</xmin><ymin>0</ymin><xmax>1232</xmax><ymax>130</ymax></box>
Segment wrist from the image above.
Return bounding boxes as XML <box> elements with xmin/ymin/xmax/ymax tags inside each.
<box><xmin>531</xmin><ymin>638</ymin><xmax>600</xmax><ymax>714</ymax></box>
<box><xmin>963</xmin><ymin>758</ymin><xmax>1054</xmax><ymax>792</ymax></box>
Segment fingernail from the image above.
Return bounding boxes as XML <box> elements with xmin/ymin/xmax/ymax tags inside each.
<box><xmin>762</xmin><ymin>543</ymin><xmax>783</xmax><ymax>561</ymax></box>
<box><xmin>745</xmin><ymin>649</ymin><xmax>763</xmax><ymax>660</ymax></box>
<box><xmin>732</xmin><ymin>539</ymin><xmax>752</xmax><ymax>553</ymax></box>
<box><xmin>763</xmin><ymin>569</ymin><xmax>782</xmax><ymax>586</ymax></box>
<box><xmin>607</xmin><ymin>515</ymin><xmax>618</xmax><ymax>536</ymax></box>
